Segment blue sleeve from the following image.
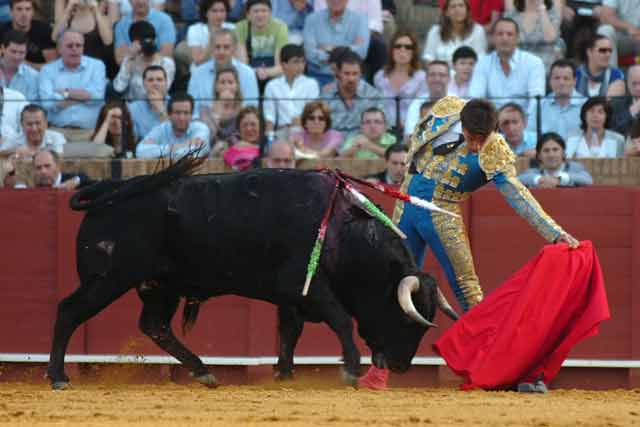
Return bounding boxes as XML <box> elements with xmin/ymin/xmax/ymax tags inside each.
<box><xmin>38</xmin><ymin>65</ymin><xmax>63</xmax><ymax>112</ymax></box>
<box><xmin>302</xmin><ymin>14</ymin><xmax>328</xmax><ymax>67</ymax></box>
<box><xmin>114</xmin><ymin>19</ymin><xmax>129</xmax><ymax>49</ymax></box>
<box><xmin>157</xmin><ymin>14</ymin><xmax>177</xmax><ymax>46</ymax></box>
<box><xmin>240</xmin><ymin>66</ymin><xmax>259</xmax><ymax>106</ymax></box>
<box><xmin>349</xmin><ymin>13</ymin><xmax>370</xmax><ymax>60</ymax></box>
<box><xmin>137</xmin><ymin>126</ymin><xmax>165</xmax><ymax>158</ymax></box>
<box><xmin>468</xmin><ymin>57</ymin><xmax>488</xmax><ymax>99</ymax></box>
<box><xmin>86</xmin><ymin>60</ymin><xmax>107</xmax><ymax>100</ymax></box>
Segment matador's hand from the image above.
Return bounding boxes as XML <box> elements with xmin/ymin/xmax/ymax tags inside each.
<box><xmin>556</xmin><ymin>232</ymin><xmax>579</xmax><ymax>249</ymax></box>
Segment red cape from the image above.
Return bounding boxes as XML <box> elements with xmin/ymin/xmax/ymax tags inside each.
<box><xmin>433</xmin><ymin>241</ymin><xmax>610</xmax><ymax>390</ymax></box>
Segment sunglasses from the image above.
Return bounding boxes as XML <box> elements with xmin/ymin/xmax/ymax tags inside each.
<box><xmin>308</xmin><ymin>114</ymin><xmax>326</xmax><ymax>122</ymax></box>
<box><xmin>393</xmin><ymin>43</ymin><xmax>414</xmax><ymax>50</ymax></box>
<box><xmin>597</xmin><ymin>47</ymin><xmax>612</xmax><ymax>54</ymax></box>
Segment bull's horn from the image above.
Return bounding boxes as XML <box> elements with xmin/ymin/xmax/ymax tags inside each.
<box><xmin>397</xmin><ymin>276</ymin><xmax>437</xmax><ymax>327</ymax></box>
<box><xmin>436</xmin><ymin>287</ymin><xmax>460</xmax><ymax>321</ymax></box>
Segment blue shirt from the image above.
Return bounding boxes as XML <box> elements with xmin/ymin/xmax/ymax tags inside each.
<box><xmin>469</xmin><ymin>49</ymin><xmax>546</xmax><ymax>115</ymax></box>
<box><xmin>4</xmin><ymin>63</ymin><xmax>39</xmax><ymax>103</ymax></box>
<box><xmin>114</xmin><ymin>10</ymin><xmax>177</xmax><ymax>49</ymax></box>
<box><xmin>38</xmin><ymin>56</ymin><xmax>106</xmax><ymax>129</ymax></box>
<box><xmin>303</xmin><ymin>9</ymin><xmax>369</xmax><ymax>77</ymax></box>
<box><xmin>136</xmin><ymin>120</ymin><xmax>210</xmax><ymax>159</ymax></box>
<box><xmin>527</xmin><ymin>90</ymin><xmax>586</xmax><ymax>141</ymax></box>
<box><xmin>128</xmin><ymin>98</ymin><xmax>168</xmax><ymax>141</ymax></box>
<box><xmin>272</xmin><ymin>0</ymin><xmax>312</xmax><ymax>34</ymax></box>
<box><xmin>187</xmin><ymin>58</ymin><xmax>259</xmax><ymax>116</ymax></box>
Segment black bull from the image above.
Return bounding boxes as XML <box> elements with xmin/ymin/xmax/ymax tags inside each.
<box><xmin>46</xmin><ymin>158</ymin><xmax>457</xmax><ymax>389</ymax></box>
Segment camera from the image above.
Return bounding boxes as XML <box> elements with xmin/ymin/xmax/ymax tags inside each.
<box><xmin>140</xmin><ymin>38</ymin><xmax>156</xmax><ymax>56</ymax></box>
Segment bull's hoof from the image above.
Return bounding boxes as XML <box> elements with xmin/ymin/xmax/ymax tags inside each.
<box><xmin>194</xmin><ymin>373</ymin><xmax>219</xmax><ymax>388</ymax></box>
<box><xmin>341</xmin><ymin>369</ymin><xmax>359</xmax><ymax>387</ymax></box>
<box><xmin>274</xmin><ymin>370</ymin><xmax>294</xmax><ymax>381</ymax></box>
<box><xmin>51</xmin><ymin>381</ymin><xmax>71</xmax><ymax>390</ymax></box>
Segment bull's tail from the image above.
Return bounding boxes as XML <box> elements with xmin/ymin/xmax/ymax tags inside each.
<box><xmin>181</xmin><ymin>298</ymin><xmax>201</xmax><ymax>336</ymax></box>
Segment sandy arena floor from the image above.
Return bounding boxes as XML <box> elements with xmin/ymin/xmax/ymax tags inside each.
<box><xmin>0</xmin><ymin>380</ymin><xmax>639</xmax><ymax>427</ymax></box>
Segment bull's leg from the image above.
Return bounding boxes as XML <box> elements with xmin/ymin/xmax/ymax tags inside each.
<box><xmin>275</xmin><ymin>305</ymin><xmax>304</xmax><ymax>381</ymax></box>
<box><xmin>137</xmin><ymin>285</ymin><xmax>216</xmax><ymax>387</ymax></box>
<box><xmin>47</xmin><ymin>279</ymin><xmax>132</xmax><ymax>390</ymax></box>
<box><xmin>321</xmin><ymin>302</ymin><xmax>361</xmax><ymax>386</ymax></box>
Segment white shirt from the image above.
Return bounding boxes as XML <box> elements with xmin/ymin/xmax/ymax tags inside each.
<box><xmin>186</xmin><ymin>22</ymin><xmax>236</xmax><ymax>49</ymax></box>
<box><xmin>566</xmin><ymin>130</ymin><xmax>625</xmax><ymax>158</ymax></box>
<box><xmin>313</xmin><ymin>0</ymin><xmax>383</xmax><ymax>33</ymax></box>
<box><xmin>421</xmin><ymin>24</ymin><xmax>487</xmax><ymax>64</ymax></box>
<box><xmin>0</xmin><ymin>129</ymin><xmax>66</xmax><ymax>154</ymax></box>
<box><xmin>0</xmin><ymin>87</ymin><xmax>28</xmax><ymax>149</ymax></box>
<box><xmin>263</xmin><ymin>74</ymin><xmax>320</xmax><ymax>127</ymax></box>
<box><xmin>469</xmin><ymin>48</ymin><xmax>546</xmax><ymax>115</ymax></box>
<box><xmin>110</xmin><ymin>0</ymin><xmax>166</xmax><ymax>16</ymax></box>
<box><xmin>403</xmin><ymin>92</ymin><xmax>435</xmax><ymax>138</ymax></box>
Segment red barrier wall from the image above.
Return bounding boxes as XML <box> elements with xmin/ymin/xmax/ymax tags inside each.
<box><xmin>0</xmin><ymin>186</ymin><xmax>638</xmax><ymax>388</ymax></box>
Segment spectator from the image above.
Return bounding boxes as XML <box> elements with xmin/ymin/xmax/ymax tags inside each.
<box><xmin>271</xmin><ymin>0</ymin><xmax>311</xmax><ymax>44</ymax></box>
<box><xmin>422</xmin><ymin>0</ymin><xmax>487</xmax><ymax>66</ymax></box>
<box><xmin>448</xmin><ymin>45</ymin><xmax>476</xmax><ymax>98</ymax></box>
<box><xmin>223</xmin><ymin>105</ymin><xmax>262</xmax><ymax>170</ymax></box>
<box><xmin>518</xmin><ymin>132</ymin><xmax>593</xmax><ymax>187</ymax></box>
<box><xmin>136</xmin><ymin>93</ymin><xmax>210</xmax><ymax>159</ymax></box>
<box><xmin>236</xmin><ymin>0</ymin><xmax>288</xmax><ymax>88</ymax></box>
<box><xmin>264</xmin><ymin>139</ymin><xmax>296</xmax><ymax>167</ymax></box>
<box><xmin>340</xmin><ymin>107</ymin><xmax>396</xmax><ymax>158</ymax></box>
<box><xmin>319</xmin><ymin>45</ymin><xmax>349</xmax><ymax>93</ymax></box>
<box><xmin>113</xmin><ymin>20</ymin><xmax>175</xmax><ymax>100</ymax></box>
<box><xmin>498</xmin><ymin>102</ymin><xmax>537</xmax><ymax>158</ymax></box>
<box><xmin>419</xmin><ymin>100</ymin><xmax>435</xmax><ymax>120</ymax></box>
<box><xmin>4</xmin><ymin>104</ymin><xmax>66</xmax><ymax>159</ymax></box>
<box><xmin>373</xmin><ymin>30</ymin><xmax>427</xmax><ymax>132</ymax></box>
<box><xmin>575</xmin><ymin>35</ymin><xmax>625</xmax><ymax>98</ymax></box>
<box><xmin>0</xmin><ymin>86</ymin><xmax>28</xmax><ymax>154</ymax></box>
<box><xmin>91</xmin><ymin>101</ymin><xmax>137</xmax><ymax>158</ymax></box>
<box><xmin>303</xmin><ymin>0</ymin><xmax>369</xmax><ymax>86</ymax></box>
<box><xmin>597</xmin><ymin>0</ymin><xmax>640</xmax><ymax>67</ymax></box>
<box><xmin>33</xmin><ymin>149</ymin><xmax>91</xmax><ymax>189</ymax></box>
<box><xmin>469</xmin><ymin>17</ymin><xmax>545</xmax><ymax>113</ymax></box>
<box><xmin>128</xmin><ymin>64</ymin><xmax>169</xmax><ymax>142</ymax></box>
<box><xmin>199</xmin><ymin>65</ymin><xmax>243</xmax><ymax>155</ymax></box>
<box><xmin>52</xmin><ymin>0</ymin><xmax>114</xmax><ymax>72</ymax></box>
<box><xmin>527</xmin><ymin>59</ymin><xmax>585</xmax><ymax>141</ymax></box>
<box><xmin>403</xmin><ymin>60</ymin><xmax>450</xmax><ymax>140</ymax></box>
<box><xmin>313</xmin><ymin>0</ymin><xmax>387</xmax><ymax>82</ymax></box>
<box><xmin>566</xmin><ymin>96</ymin><xmax>625</xmax><ymax>158</ymax></box>
<box><xmin>610</xmin><ymin>64</ymin><xmax>640</xmax><ymax>135</ymax></box>
<box><xmin>38</xmin><ymin>30</ymin><xmax>107</xmax><ymax>141</ymax></box>
<box><xmin>188</xmin><ymin>28</ymin><xmax>260</xmax><ymax>116</ymax></box>
<box><xmin>321</xmin><ymin>50</ymin><xmax>383</xmax><ymax>136</ymax></box>
<box><xmin>504</xmin><ymin>0</ymin><xmax>563</xmax><ymax>72</ymax></box>
<box><xmin>625</xmin><ymin>117</ymin><xmax>640</xmax><ymax>156</ymax></box>
<box><xmin>365</xmin><ymin>142</ymin><xmax>407</xmax><ymax>188</ymax></box>
<box><xmin>114</xmin><ymin>0</ymin><xmax>176</xmax><ymax>65</ymax></box>
<box><xmin>263</xmin><ymin>44</ymin><xmax>319</xmax><ymax>135</ymax></box>
<box><xmin>180</xmin><ymin>0</ymin><xmax>235</xmax><ymax>73</ymax></box>
<box><xmin>0</xmin><ymin>29</ymin><xmax>38</xmax><ymax>101</ymax></box>
<box><xmin>0</xmin><ymin>0</ymin><xmax>56</xmax><ymax>69</ymax></box>
<box><xmin>289</xmin><ymin>100</ymin><xmax>343</xmax><ymax>158</ymax></box>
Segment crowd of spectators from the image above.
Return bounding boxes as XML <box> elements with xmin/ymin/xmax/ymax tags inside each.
<box><xmin>0</xmin><ymin>0</ymin><xmax>639</xmax><ymax>189</ymax></box>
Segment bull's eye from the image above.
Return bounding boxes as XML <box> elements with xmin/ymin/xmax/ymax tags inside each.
<box><xmin>96</xmin><ymin>240</ymin><xmax>116</xmax><ymax>256</ymax></box>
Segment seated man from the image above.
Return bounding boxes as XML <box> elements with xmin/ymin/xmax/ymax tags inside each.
<box><xmin>0</xmin><ymin>29</ymin><xmax>39</xmax><ymax>102</ymax></box>
<box><xmin>114</xmin><ymin>0</ymin><xmax>176</xmax><ymax>64</ymax></box>
<box><xmin>303</xmin><ymin>0</ymin><xmax>369</xmax><ymax>86</ymax></box>
<box><xmin>597</xmin><ymin>0</ymin><xmax>640</xmax><ymax>67</ymax></box>
<box><xmin>264</xmin><ymin>140</ymin><xmax>296</xmax><ymax>168</ymax></box>
<box><xmin>128</xmin><ymin>65</ymin><xmax>170</xmax><ymax>141</ymax></box>
<box><xmin>1</xmin><ymin>104</ymin><xmax>66</xmax><ymax>158</ymax></box>
<box><xmin>38</xmin><ymin>30</ymin><xmax>107</xmax><ymax>142</ymax></box>
<box><xmin>0</xmin><ymin>85</ymin><xmax>28</xmax><ymax>154</ymax></box>
<box><xmin>518</xmin><ymin>132</ymin><xmax>593</xmax><ymax>188</ymax></box>
<box><xmin>136</xmin><ymin>93</ymin><xmax>210</xmax><ymax>159</ymax></box>
<box><xmin>0</xmin><ymin>0</ymin><xmax>57</xmax><ymax>69</ymax></box>
<box><xmin>498</xmin><ymin>102</ymin><xmax>536</xmax><ymax>158</ymax></box>
<box><xmin>366</xmin><ymin>143</ymin><xmax>408</xmax><ymax>189</ymax></box>
<box><xmin>320</xmin><ymin>50</ymin><xmax>383</xmax><ymax>137</ymax></box>
<box><xmin>340</xmin><ymin>107</ymin><xmax>396</xmax><ymax>158</ymax></box>
<box><xmin>611</xmin><ymin>64</ymin><xmax>640</xmax><ymax>135</ymax></box>
<box><xmin>33</xmin><ymin>149</ymin><xmax>91</xmax><ymax>189</ymax></box>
